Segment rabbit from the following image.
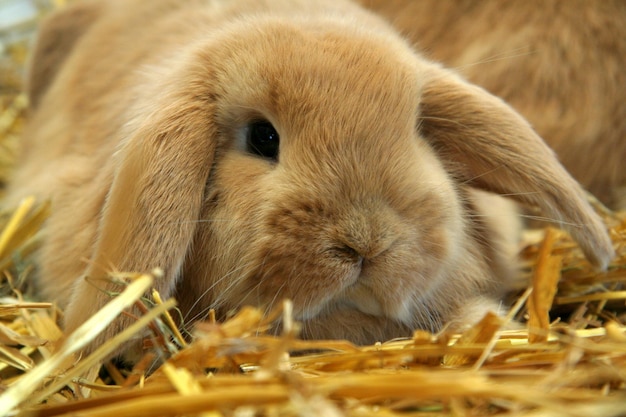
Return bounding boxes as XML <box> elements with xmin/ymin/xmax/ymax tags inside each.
<box><xmin>5</xmin><ymin>0</ymin><xmax>614</xmax><ymax>357</ymax></box>
<box><xmin>358</xmin><ymin>0</ymin><xmax>626</xmax><ymax>210</ymax></box>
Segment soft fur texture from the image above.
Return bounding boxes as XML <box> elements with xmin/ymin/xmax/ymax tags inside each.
<box><xmin>6</xmin><ymin>0</ymin><xmax>615</xmax><ymax>355</ymax></box>
<box><xmin>360</xmin><ymin>0</ymin><xmax>626</xmax><ymax>209</ymax></box>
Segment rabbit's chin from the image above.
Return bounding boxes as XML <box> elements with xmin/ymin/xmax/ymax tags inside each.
<box><xmin>291</xmin><ymin>292</ymin><xmax>402</xmax><ymax>323</ymax></box>
<box><xmin>286</xmin><ymin>278</ymin><xmax>436</xmax><ymax>332</ymax></box>
<box><xmin>290</xmin><ymin>294</ymin><xmax>504</xmax><ymax>345</ymax></box>
<box><xmin>294</xmin><ymin>305</ymin><xmax>419</xmax><ymax>344</ymax></box>
<box><xmin>333</xmin><ymin>284</ymin><xmax>417</xmax><ymax>323</ymax></box>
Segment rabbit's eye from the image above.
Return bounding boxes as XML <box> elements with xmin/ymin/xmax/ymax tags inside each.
<box><xmin>246</xmin><ymin>121</ymin><xmax>279</xmax><ymax>160</ymax></box>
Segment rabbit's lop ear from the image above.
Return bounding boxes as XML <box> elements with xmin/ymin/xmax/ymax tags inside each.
<box><xmin>85</xmin><ymin>70</ymin><xmax>217</xmax><ymax>298</ymax></box>
<box><xmin>27</xmin><ymin>2</ymin><xmax>103</xmax><ymax>108</ymax></box>
<box><xmin>419</xmin><ymin>68</ymin><xmax>614</xmax><ymax>269</ymax></box>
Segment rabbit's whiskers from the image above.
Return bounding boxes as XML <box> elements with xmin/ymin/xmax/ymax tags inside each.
<box><xmin>454</xmin><ymin>46</ymin><xmax>538</xmax><ymax>71</ymax></box>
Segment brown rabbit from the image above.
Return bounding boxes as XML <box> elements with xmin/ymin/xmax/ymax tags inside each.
<box><xmin>360</xmin><ymin>0</ymin><xmax>626</xmax><ymax>209</ymax></box>
<box><xmin>6</xmin><ymin>0</ymin><xmax>614</xmax><ymax>356</ymax></box>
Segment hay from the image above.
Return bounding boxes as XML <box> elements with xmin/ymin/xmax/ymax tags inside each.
<box><xmin>0</xmin><ymin>7</ymin><xmax>625</xmax><ymax>417</ymax></box>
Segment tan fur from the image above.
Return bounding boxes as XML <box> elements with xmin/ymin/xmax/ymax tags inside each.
<box><xmin>5</xmin><ymin>0</ymin><xmax>614</xmax><ymax>355</ymax></box>
<box><xmin>359</xmin><ymin>0</ymin><xmax>626</xmax><ymax>209</ymax></box>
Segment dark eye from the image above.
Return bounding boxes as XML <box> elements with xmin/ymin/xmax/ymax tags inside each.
<box><xmin>246</xmin><ymin>120</ymin><xmax>279</xmax><ymax>160</ymax></box>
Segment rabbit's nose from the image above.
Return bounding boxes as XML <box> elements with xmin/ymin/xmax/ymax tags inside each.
<box><xmin>328</xmin><ymin>243</ymin><xmax>365</xmax><ymax>266</ymax></box>
<box><xmin>331</xmin><ymin>229</ymin><xmax>395</xmax><ymax>264</ymax></box>
<box><xmin>329</xmin><ymin>202</ymin><xmax>401</xmax><ymax>263</ymax></box>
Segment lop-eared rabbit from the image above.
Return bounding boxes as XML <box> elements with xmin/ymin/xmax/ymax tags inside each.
<box><xmin>6</xmin><ymin>0</ymin><xmax>615</xmax><ymax>356</ymax></box>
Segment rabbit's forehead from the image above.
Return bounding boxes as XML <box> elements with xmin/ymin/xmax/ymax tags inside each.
<box><xmin>211</xmin><ymin>23</ymin><xmax>424</xmax><ymax>135</ymax></box>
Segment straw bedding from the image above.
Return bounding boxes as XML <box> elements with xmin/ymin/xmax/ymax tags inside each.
<box><xmin>0</xmin><ymin>7</ymin><xmax>625</xmax><ymax>417</ymax></box>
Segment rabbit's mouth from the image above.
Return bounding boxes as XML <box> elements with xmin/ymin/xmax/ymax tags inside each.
<box><xmin>332</xmin><ymin>280</ymin><xmax>383</xmax><ymax>317</ymax></box>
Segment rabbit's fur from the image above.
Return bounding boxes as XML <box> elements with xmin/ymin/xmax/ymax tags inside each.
<box><xmin>360</xmin><ymin>0</ymin><xmax>626</xmax><ymax>209</ymax></box>
<box><xmin>6</xmin><ymin>0</ymin><xmax>614</xmax><ymax>354</ymax></box>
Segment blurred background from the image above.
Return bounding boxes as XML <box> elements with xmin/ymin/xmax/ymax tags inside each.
<box><xmin>0</xmin><ymin>0</ymin><xmax>58</xmax><ymax>94</ymax></box>
<box><xmin>0</xmin><ymin>0</ymin><xmax>62</xmax><ymax>189</ymax></box>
